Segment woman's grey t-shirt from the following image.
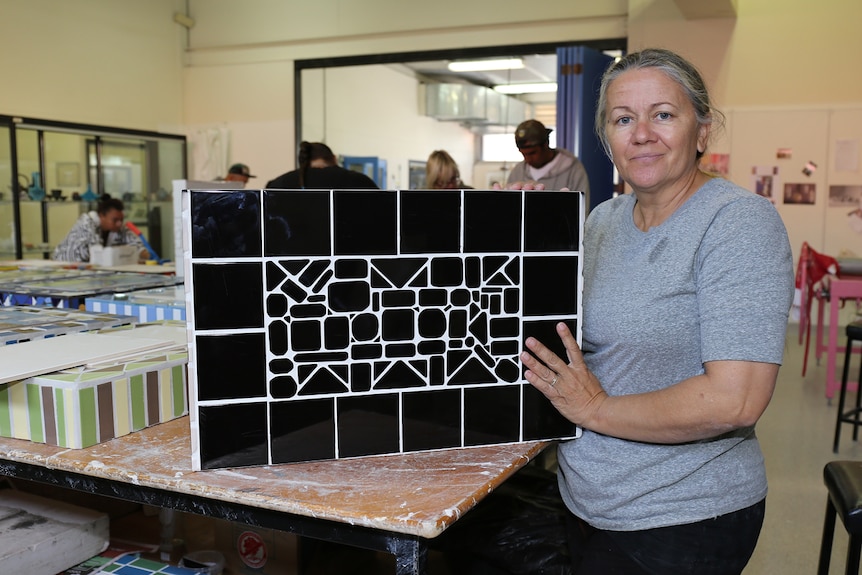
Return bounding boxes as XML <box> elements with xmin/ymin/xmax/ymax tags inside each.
<box><xmin>557</xmin><ymin>177</ymin><xmax>794</xmax><ymax>531</ymax></box>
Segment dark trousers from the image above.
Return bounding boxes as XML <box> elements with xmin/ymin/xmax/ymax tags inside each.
<box><xmin>567</xmin><ymin>499</ymin><xmax>766</xmax><ymax>575</ymax></box>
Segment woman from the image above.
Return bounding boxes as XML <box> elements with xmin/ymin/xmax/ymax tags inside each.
<box><xmin>425</xmin><ymin>149</ymin><xmax>469</xmax><ymax>189</ymax></box>
<box><xmin>52</xmin><ymin>194</ymin><xmax>144</xmax><ymax>263</ymax></box>
<box><xmin>520</xmin><ymin>49</ymin><xmax>794</xmax><ymax>574</ymax></box>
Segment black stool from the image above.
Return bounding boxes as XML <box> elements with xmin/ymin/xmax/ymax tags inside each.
<box><xmin>819</xmin><ymin>461</ymin><xmax>862</xmax><ymax>574</ymax></box>
<box><xmin>833</xmin><ymin>321</ymin><xmax>862</xmax><ymax>453</ymax></box>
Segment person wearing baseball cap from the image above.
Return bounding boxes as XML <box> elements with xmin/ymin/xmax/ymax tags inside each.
<box><xmin>224</xmin><ymin>163</ymin><xmax>256</xmax><ymax>186</ymax></box>
<box><xmin>506</xmin><ymin>119</ymin><xmax>590</xmax><ymax>205</ymax></box>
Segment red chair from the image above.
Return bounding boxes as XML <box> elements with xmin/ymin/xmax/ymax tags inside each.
<box><xmin>797</xmin><ymin>242</ymin><xmax>839</xmax><ymax>376</ymax></box>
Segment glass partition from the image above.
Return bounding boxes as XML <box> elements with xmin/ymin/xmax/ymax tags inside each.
<box><xmin>0</xmin><ymin>116</ymin><xmax>186</xmax><ymax>261</ymax></box>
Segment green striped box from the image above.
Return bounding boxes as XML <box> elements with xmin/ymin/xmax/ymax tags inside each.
<box><xmin>0</xmin><ymin>351</ymin><xmax>188</xmax><ymax>448</ymax></box>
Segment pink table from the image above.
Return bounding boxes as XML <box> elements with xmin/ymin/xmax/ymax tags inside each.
<box><xmin>816</xmin><ymin>276</ymin><xmax>862</xmax><ymax>398</ymax></box>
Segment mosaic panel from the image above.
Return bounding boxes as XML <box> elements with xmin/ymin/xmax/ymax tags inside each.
<box><xmin>185</xmin><ymin>189</ymin><xmax>584</xmax><ymax>469</ymax></box>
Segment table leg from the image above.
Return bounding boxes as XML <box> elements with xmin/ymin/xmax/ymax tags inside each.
<box><xmin>816</xmin><ymin>295</ymin><xmax>826</xmax><ymax>363</ymax></box>
<box><xmin>392</xmin><ymin>537</ymin><xmax>428</xmax><ymax>575</ymax></box>
<box><xmin>827</xmin><ymin>292</ymin><xmax>841</xmax><ymax>399</ymax></box>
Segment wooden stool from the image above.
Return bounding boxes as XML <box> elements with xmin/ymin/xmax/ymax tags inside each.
<box><xmin>819</xmin><ymin>461</ymin><xmax>862</xmax><ymax>574</ymax></box>
<box><xmin>833</xmin><ymin>321</ymin><xmax>862</xmax><ymax>453</ymax></box>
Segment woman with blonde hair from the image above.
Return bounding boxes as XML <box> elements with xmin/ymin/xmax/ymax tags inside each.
<box><xmin>425</xmin><ymin>150</ymin><xmax>469</xmax><ymax>189</ymax></box>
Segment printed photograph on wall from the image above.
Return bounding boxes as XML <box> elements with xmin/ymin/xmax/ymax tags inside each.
<box><xmin>751</xmin><ymin>166</ymin><xmax>779</xmax><ymax>204</ymax></box>
<box><xmin>783</xmin><ymin>183</ymin><xmax>816</xmax><ymax>205</ymax></box>
<box><xmin>828</xmin><ymin>185</ymin><xmax>862</xmax><ymax>208</ymax></box>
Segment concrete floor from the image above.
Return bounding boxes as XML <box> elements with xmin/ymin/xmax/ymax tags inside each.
<box><xmin>745</xmin><ymin>323</ymin><xmax>861</xmax><ymax>575</ymax></box>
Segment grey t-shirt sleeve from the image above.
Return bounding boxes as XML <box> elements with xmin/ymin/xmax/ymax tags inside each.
<box><xmin>696</xmin><ymin>194</ymin><xmax>794</xmax><ymax>364</ymax></box>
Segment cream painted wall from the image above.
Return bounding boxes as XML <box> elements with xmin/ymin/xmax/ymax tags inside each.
<box><xmin>181</xmin><ymin>0</ymin><xmax>628</xmax><ymax>185</ymax></box>
<box><xmin>4</xmin><ymin>0</ymin><xmax>860</xmax><ymax>260</ymax></box>
<box><xmin>627</xmin><ymin>0</ymin><xmax>862</xmax><ymax>267</ymax></box>
<box><xmin>0</xmin><ymin>0</ymin><xmax>186</xmax><ymax>131</ymax></box>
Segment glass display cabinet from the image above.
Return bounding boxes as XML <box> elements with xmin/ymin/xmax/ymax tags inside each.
<box><xmin>0</xmin><ymin>115</ymin><xmax>186</xmax><ymax>261</ymax></box>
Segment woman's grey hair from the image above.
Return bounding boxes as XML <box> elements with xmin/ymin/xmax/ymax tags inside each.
<box><xmin>594</xmin><ymin>48</ymin><xmax>725</xmax><ymax>160</ymax></box>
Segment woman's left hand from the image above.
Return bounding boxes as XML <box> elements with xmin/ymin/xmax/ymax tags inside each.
<box><xmin>521</xmin><ymin>322</ymin><xmax>607</xmax><ymax>428</ymax></box>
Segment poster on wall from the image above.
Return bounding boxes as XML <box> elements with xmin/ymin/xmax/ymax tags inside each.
<box><xmin>783</xmin><ymin>183</ymin><xmax>816</xmax><ymax>205</ymax></box>
<box><xmin>751</xmin><ymin>166</ymin><xmax>779</xmax><ymax>204</ymax></box>
<box><xmin>834</xmin><ymin>139</ymin><xmax>860</xmax><ymax>173</ymax></box>
<box><xmin>828</xmin><ymin>185</ymin><xmax>862</xmax><ymax>235</ymax></box>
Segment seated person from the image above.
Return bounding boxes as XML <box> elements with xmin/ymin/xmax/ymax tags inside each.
<box><xmin>425</xmin><ymin>150</ymin><xmax>471</xmax><ymax>189</ymax></box>
<box><xmin>266</xmin><ymin>142</ymin><xmax>379</xmax><ymax>189</ymax></box>
<box><xmin>52</xmin><ymin>194</ymin><xmax>146</xmax><ymax>263</ymax></box>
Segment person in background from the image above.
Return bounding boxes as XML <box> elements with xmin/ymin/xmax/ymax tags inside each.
<box><xmin>506</xmin><ymin>119</ymin><xmax>590</xmax><ymax>203</ymax></box>
<box><xmin>424</xmin><ymin>149</ymin><xmax>471</xmax><ymax>189</ymax></box>
<box><xmin>52</xmin><ymin>194</ymin><xmax>146</xmax><ymax>263</ymax></box>
<box><xmin>520</xmin><ymin>49</ymin><xmax>794</xmax><ymax>574</ymax></box>
<box><xmin>266</xmin><ymin>142</ymin><xmax>378</xmax><ymax>189</ymax></box>
<box><xmin>223</xmin><ymin>163</ymin><xmax>255</xmax><ymax>186</ymax></box>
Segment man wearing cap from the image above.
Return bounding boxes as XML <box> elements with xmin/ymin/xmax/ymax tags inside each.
<box><xmin>506</xmin><ymin>119</ymin><xmax>590</xmax><ymax>203</ymax></box>
<box><xmin>224</xmin><ymin>163</ymin><xmax>255</xmax><ymax>187</ymax></box>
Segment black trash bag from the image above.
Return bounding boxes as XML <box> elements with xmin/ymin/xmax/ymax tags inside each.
<box><xmin>430</xmin><ymin>462</ymin><xmax>571</xmax><ymax>575</ymax></box>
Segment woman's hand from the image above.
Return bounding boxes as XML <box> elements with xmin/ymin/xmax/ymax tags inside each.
<box><xmin>521</xmin><ymin>322</ymin><xmax>607</xmax><ymax>428</ymax></box>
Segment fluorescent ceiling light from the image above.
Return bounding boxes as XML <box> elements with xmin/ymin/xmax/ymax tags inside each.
<box><xmin>448</xmin><ymin>58</ymin><xmax>524</xmax><ymax>72</ymax></box>
<box><xmin>494</xmin><ymin>82</ymin><xmax>558</xmax><ymax>94</ymax></box>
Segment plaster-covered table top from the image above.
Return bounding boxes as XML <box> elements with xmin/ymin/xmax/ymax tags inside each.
<box><xmin>0</xmin><ymin>415</ymin><xmax>548</xmax><ymax>539</ymax></box>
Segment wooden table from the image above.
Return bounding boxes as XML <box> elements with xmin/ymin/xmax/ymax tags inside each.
<box><xmin>0</xmin><ymin>416</ymin><xmax>548</xmax><ymax>574</ymax></box>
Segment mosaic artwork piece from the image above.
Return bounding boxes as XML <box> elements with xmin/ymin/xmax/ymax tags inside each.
<box><xmin>0</xmin><ymin>305</ymin><xmax>137</xmax><ymax>345</ymax></box>
<box><xmin>0</xmin><ymin>268</ymin><xmax>181</xmax><ymax>309</ymax></box>
<box><xmin>98</xmin><ymin>553</ymin><xmax>202</xmax><ymax>574</ymax></box>
<box><xmin>86</xmin><ymin>285</ymin><xmax>187</xmax><ymax>322</ymax></box>
<box><xmin>0</xmin><ymin>324</ymin><xmax>188</xmax><ymax>449</ymax></box>
<box><xmin>184</xmin><ymin>189</ymin><xmax>584</xmax><ymax>469</ymax></box>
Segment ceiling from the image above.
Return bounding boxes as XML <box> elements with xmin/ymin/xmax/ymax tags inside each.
<box><xmin>398</xmin><ymin>53</ymin><xmax>559</xmax><ymax>105</ymax></box>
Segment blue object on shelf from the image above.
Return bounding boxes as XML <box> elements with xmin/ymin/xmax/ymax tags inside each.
<box><xmin>27</xmin><ymin>172</ymin><xmax>45</xmax><ymax>201</ymax></box>
<box><xmin>81</xmin><ymin>182</ymin><xmax>97</xmax><ymax>202</ymax></box>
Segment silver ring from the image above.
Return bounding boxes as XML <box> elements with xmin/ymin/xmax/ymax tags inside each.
<box><xmin>550</xmin><ymin>375</ymin><xmax>558</xmax><ymax>387</ymax></box>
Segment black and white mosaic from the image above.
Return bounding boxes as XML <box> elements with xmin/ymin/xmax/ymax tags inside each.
<box><xmin>184</xmin><ymin>189</ymin><xmax>584</xmax><ymax>469</ymax></box>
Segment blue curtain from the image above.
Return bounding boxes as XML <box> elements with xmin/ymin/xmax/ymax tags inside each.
<box><xmin>555</xmin><ymin>46</ymin><xmax>615</xmax><ymax>211</ymax></box>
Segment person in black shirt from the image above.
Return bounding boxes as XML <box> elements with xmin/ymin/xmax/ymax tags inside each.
<box><xmin>266</xmin><ymin>142</ymin><xmax>379</xmax><ymax>189</ymax></box>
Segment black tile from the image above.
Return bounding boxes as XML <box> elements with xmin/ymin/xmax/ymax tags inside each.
<box><xmin>270</xmin><ymin>399</ymin><xmax>336</xmax><ymax>463</ymax></box>
<box><xmin>524</xmin><ymin>191</ymin><xmax>581</xmax><ymax>251</ymax></box>
<box><xmin>523</xmin><ymin>384</ymin><xmax>578</xmax><ymax>440</ymax></box>
<box><xmin>196</xmin><ymin>333</ymin><xmax>266</xmax><ymax>400</ymax></box>
<box><xmin>264</xmin><ymin>190</ymin><xmax>331</xmax><ymax>256</ymax></box>
<box><xmin>199</xmin><ymin>403</ymin><xmax>268</xmax><ymax>469</ymax></box>
<box><xmin>522</xmin><ymin>319</ymin><xmax>577</xmax><ymax>368</ymax></box>
<box><xmin>522</xmin><ymin>256</ymin><xmax>579</xmax><ymax>316</ymax></box>
<box><xmin>324</xmin><ymin>316</ymin><xmax>349</xmax><ymax>350</ymax></box>
<box><xmin>403</xmin><ymin>389</ymin><xmax>462</xmax><ymax>451</ymax></box>
<box><xmin>193</xmin><ymin>263</ymin><xmax>263</xmax><ymax>330</ymax></box>
<box><xmin>334</xmin><ymin>259</ymin><xmax>368</xmax><ymax>279</ymax></box>
<box><xmin>400</xmin><ymin>190</ymin><xmax>461</xmax><ymax>254</ymax></box>
<box><xmin>430</xmin><ymin>257</ymin><xmax>463</xmax><ymax>287</ymax></box>
<box><xmin>191</xmin><ymin>191</ymin><xmax>261</xmax><ymax>258</ymax></box>
<box><xmin>328</xmin><ymin>281</ymin><xmax>370</xmax><ymax>312</ymax></box>
<box><xmin>337</xmin><ymin>394</ymin><xmax>400</xmax><ymax>457</ymax></box>
<box><xmin>463</xmin><ymin>190</ymin><xmax>522</xmax><ymax>253</ymax></box>
<box><xmin>334</xmin><ymin>191</ymin><xmax>397</xmax><ymax>255</ymax></box>
<box><xmin>382</xmin><ymin>309</ymin><xmax>414</xmax><ymax>341</ymax></box>
<box><xmin>464</xmin><ymin>385</ymin><xmax>521</xmax><ymax>445</ymax></box>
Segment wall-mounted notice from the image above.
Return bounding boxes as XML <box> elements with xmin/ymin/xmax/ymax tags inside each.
<box><xmin>835</xmin><ymin>139</ymin><xmax>860</xmax><ymax>173</ymax></box>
